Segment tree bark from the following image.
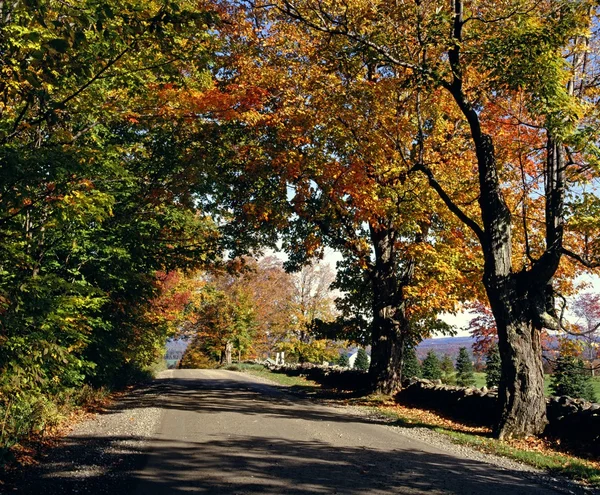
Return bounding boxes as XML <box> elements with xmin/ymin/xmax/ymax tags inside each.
<box><xmin>485</xmin><ymin>277</ymin><xmax>547</xmax><ymax>439</ymax></box>
<box><xmin>368</xmin><ymin>221</ymin><xmax>411</xmax><ymax>394</ymax></box>
<box><xmin>224</xmin><ymin>341</ymin><xmax>233</xmax><ymax>365</ymax></box>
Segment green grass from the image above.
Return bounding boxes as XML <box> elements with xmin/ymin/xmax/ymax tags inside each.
<box><xmin>473</xmin><ymin>373</ymin><xmax>600</xmax><ymax>399</ymax></box>
<box><xmin>441</xmin><ymin>430</ymin><xmax>600</xmax><ymax>485</ymax></box>
<box><xmin>237</xmin><ymin>365</ymin><xmax>320</xmax><ymax>389</ymax></box>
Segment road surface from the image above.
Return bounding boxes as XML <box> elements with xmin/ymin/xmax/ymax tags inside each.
<box><xmin>12</xmin><ymin>369</ymin><xmax>580</xmax><ymax>494</ymax></box>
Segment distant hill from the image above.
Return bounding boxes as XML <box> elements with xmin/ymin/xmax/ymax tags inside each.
<box><xmin>416</xmin><ymin>336</ymin><xmax>475</xmax><ymax>361</ymax></box>
<box><xmin>165</xmin><ymin>338</ymin><xmax>189</xmax><ymax>361</ymax></box>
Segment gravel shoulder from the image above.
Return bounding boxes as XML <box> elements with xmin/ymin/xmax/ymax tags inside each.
<box><xmin>4</xmin><ymin>383</ymin><xmax>165</xmax><ymax>495</ymax></box>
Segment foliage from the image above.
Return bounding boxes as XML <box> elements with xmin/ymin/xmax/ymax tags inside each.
<box><xmin>402</xmin><ymin>347</ymin><xmax>421</xmax><ymax>380</ymax></box>
<box><xmin>551</xmin><ymin>355</ymin><xmax>596</xmax><ymax>402</ymax></box>
<box><xmin>338</xmin><ymin>353</ymin><xmax>350</xmax><ymax>368</ymax></box>
<box><xmin>485</xmin><ymin>345</ymin><xmax>502</xmax><ymax>389</ymax></box>
<box><xmin>422</xmin><ymin>351</ymin><xmax>442</xmax><ymax>381</ymax></box>
<box><xmin>467</xmin><ymin>302</ymin><xmax>498</xmax><ymax>360</ymax></box>
<box><xmin>455</xmin><ymin>348</ymin><xmax>476</xmax><ymax>388</ymax></box>
<box><xmin>353</xmin><ymin>348</ymin><xmax>370</xmax><ymax>372</ymax></box>
<box><xmin>440</xmin><ymin>354</ymin><xmax>456</xmax><ymax>385</ymax></box>
<box><xmin>0</xmin><ymin>0</ymin><xmax>223</xmax><ymax>453</ymax></box>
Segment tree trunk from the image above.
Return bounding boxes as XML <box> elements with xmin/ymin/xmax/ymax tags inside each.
<box><xmin>368</xmin><ymin>222</ymin><xmax>411</xmax><ymax>394</ymax></box>
<box><xmin>486</xmin><ymin>279</ymin><xmax>547</xmax><ymax>439</ymax></box>
<box><xmin>224</xmin><ymin>341</ymin><xmax>233</xmax><ymax>365</ymax></box>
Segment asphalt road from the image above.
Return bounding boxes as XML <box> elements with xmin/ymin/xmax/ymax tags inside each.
<box><xmin>11</xmin><ymin>369</ymin><xmax>575</xmax><ymax>494</ymax></box>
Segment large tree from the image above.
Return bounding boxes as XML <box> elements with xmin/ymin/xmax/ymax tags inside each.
<box><xmin>268</xmin><ymin>0</ymin><xmax>600</xmax><ymax>439</ymax></box>
<box><xmin>0</xmin><ymin>0</ymin><xmax>223</xmax><ymax>447</ymax></box>
<box><xmin>208</xmin><ymin>6</ymin><xmax>476</xmax><ymax>392</ymax></box>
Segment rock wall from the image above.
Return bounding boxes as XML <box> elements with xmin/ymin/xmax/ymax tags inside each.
<box><xmin>398</xmin><ymin>378</ymin><xmax>600</xmax><ymax>455</ymax></box>
<box><xmin>396</xmin><ymin>378</ymin><xmax>498</xmax><ymax>427</ymax></box>
<box><xmin>262</xmin><ymin>364</ymin><xmax>600</xmax><ymax>455</ymax></box>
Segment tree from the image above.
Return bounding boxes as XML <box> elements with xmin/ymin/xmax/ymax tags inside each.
<box><xmin>551</xmin><ymin>355</ymin><xmax>596</xmax><ymax>402</ymax></box>
<box><xmin>456</xmin><ymin>348</ymin><xmax>476</xmax><ymax>388</ymax></box>
<box><xmin>422</xmin><ymin>351</ymin><xmax>442</xmax><ymax>381</ymax></box>
<box><xmin>215</xmin><ymin>4</ymin><xmax>472</xmax><ymax>395</ymax></box>
<box><xmin>184</xmin><ymin>284</ymin><xmax>258</xmax><ymax>365</ymax></box>
<box><xmin>440</xmin><ymin>354</ymin><xmax>456</xmax><ymax>385</ymax></box>
<box><xmin>402</xmin><ymin>347</ymin><xmax>421</xmax><ymax>380</ymax></box>
<box><xmin>354</xmin><ymin>348</ymin><xmax>370</xmax><ymax>372</ymax></box>
<box><xmin>232</xmin><ymin>257</ymin><xmax>296</xmax><ymax>359</ymax></box>
<box><xmin>338</xmin><ymin>353</ymin><xmax>350</xmax><ymax>367</ymax></box>
<box><xmin>485</xmin><ymin>345</ymin><xmax>502</xmax><ymax>389</ymax></box>
<box><xmin>269</xmin><ymin>0</ymin><xmax>599</xmax><ymax>440</ymax></box>
<box><xmin>0</xmin><ymin>0</ymin><xmax>224</xmax><ymax>449</ymax></box>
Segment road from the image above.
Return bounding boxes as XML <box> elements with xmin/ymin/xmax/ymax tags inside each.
<box><xmin>12</xmin><ymin>369</ymin><xmax>576</xmax><ymax>494</ymax></box>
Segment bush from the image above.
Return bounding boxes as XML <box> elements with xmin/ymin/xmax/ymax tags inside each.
<box><xmin>456</xmin><ymin>347</ymin><xmax>476</xmax><ymax>387</ymax></box>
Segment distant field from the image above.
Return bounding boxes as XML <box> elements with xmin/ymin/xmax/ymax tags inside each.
<box><xmin>473</xmin><ymin>372</ymin><xmax>600</xmax><ymax>399</ymax></box>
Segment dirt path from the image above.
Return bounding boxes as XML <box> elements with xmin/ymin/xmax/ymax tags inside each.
<box><xmin>7</xmin><ymin>369</ymin><xmax>588</xmax><ymax>494</ymax></box>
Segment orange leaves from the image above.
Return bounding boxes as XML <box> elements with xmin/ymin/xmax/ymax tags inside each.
<box><xmin>153</xmin><ymin>83</ymin><xmax>269</xmax><ymax>123</ymax></box>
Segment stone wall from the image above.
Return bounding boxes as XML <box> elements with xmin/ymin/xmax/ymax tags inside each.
<box><xmin>398</xmin><ymin>378</ymin><xmax>600</xmax><ymax>456</ymax></box>
<box><xmin>261</xmin><ymin>364</ymin><xmax>600</xmax><ymax>455</ymax></box>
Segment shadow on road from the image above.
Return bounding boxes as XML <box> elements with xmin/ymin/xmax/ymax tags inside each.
<box><xmin>101</xmin><ymin>375</ymin><xmax>387</xmax><ymax>428</ymax></box>
<box><xmin>10</xmin><ymin>373</ymin><xmax>559</xmax><ymax>495</ymax></box>
<box><xmin>14</xmin><ymin>433</ymin><xmax>554</xmax><ymax>495</ymax></box>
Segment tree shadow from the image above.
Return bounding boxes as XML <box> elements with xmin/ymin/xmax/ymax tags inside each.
<box><xmin>6</xmin><ymin>372</ymin><xmax>565</xmax><ymax>494</ymax></box>
<box><xmin>13</xmin><ymin>433</ymin><xmax>559</xmax><ymax>495</ymax></box>
<box><xmin>94</xmin><ymin>374</ymin><xmax>389</xmax><ymax>428</ymax></box>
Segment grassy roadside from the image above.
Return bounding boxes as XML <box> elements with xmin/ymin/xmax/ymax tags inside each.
<box><xmin>371</xmin><ymin>401</ymin><xmax>600</xmax><ymax>487</ymax></box>
<box><xmin>238</xmin><ymin>366</ymin><xmax>600</xmax><ymax>487</ymax></box>
<box><xmin>231</xmin><ymin>363</ymin><xmax>320</xmax><ymax>390</ymax></box>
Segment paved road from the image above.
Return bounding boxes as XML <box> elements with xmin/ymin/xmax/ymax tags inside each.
<box><xmin>12</xmin><ymin>369</ymin><xmax>574</xmax><ymax>494</ymax></box>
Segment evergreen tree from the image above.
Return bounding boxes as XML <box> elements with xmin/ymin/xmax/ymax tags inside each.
<box><xmin>455</xmin><ymin>347</ymin><xmax>476</xmax><ymax>387</ymax></box>
<box><xmin>422</xmin><ymin>351</ymin><xmax>442</xmax><ymax>380</ymax></box>
<box><xmin>485</xmin><ymin>344</ymin><xmax>501</xmax><ymax>388</ymax></box>
<box><xmin>353</xmin><ymin>348</ymin><xmax>370</xmax><ymax>371</ymax></box>
<box><xmin>440</xmin><ymin>354</ymin><xmax>456</xmax><ymax>385</ymax></box>
<box><xmin>551</xmin><ymin>355</ymin><xmax>597</xmax><ymax>402</ymax></box>
<box><xmin>402</xmin><ymin>346</ymin><xmax>421</xmax><ymax>380</ymax></box>
<box><xmin>338</xmin><ymin>353</ymin><xmax>350</xmax><ymax>367</ymax></box>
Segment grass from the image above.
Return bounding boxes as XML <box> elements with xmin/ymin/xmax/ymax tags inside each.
<box><xmin>235</xmin><ymin>364</ymin><xmax>320</xmax><ymax>390</ymax></box>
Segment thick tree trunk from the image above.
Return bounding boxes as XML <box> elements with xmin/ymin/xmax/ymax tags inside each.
<box><xmin>367</xmin><ymin>222</ymin><xmax>411</xmax><ymax>394</ymax></box>
<box><xmin>486</xmin><ymin>279</ymin><xmax>547</xmax><ymax>439</ymax></box>
<box><xmin>369</xmin><ymin>306</ymin><xmax>407</xmax><ymax>394</ymax></box>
